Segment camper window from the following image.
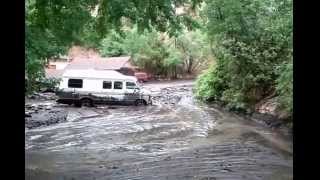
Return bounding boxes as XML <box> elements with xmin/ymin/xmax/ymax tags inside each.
<box><xmin>126</xmin><ymin>82</ymin><xmax>136</xmax><ymax>89</ymax></box>
<box><xmin>114</xmin><ymin>81</ymin><xmax>123</xmax><ymax>89</ymax></box>
<box><xmin>68</xmin><ymin>79</ymin><xmax>83</xmax><ymax>88</ymax></box>
<box><xmin>103</xmin><ymin>81</ymin><xmax>112</xmax><ymax>89</ymax></box>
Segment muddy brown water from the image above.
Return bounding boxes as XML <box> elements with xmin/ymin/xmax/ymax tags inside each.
<box><xmin>25</xmin><ymin>81</ymin><xmax>292</xmax><ymax>180</ymax></box>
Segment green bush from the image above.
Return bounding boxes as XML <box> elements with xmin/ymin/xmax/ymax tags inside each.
<box><xmin>98</xmin><ymin>28</ymin><xmax>188</xmax><ymax>78</ymax></box>
<box><xmin>40</xmin><ymin>78</ymin><xmax>62</xmax><ymax>91</ymax></box>
<box><xmin>99</xmin><ymin>30</ymin><xmax>127</xmax><ymax>57</ymax></box>
<box><xmin>275</xmin><ymin>62</ymin><xmax>293</xmax><ymax>114</ymax></box>
<box><xmin>195</xmin><ymin>65</ymin><xmax>225</xmax><ymax>101</ymax></box>
<box><xmin>195</xmin><ymin>0</ymin><xmax>292</xmax><ymax>116</ymax></box>
<box><xmin>26</xmin><ymin>77</ymin><xmax>61</xmax><ymax>95</ymax></box>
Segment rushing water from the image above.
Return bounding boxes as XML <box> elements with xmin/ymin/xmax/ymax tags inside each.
<box><xmin>25</xmin><ymin>83</ymin><xmax>292</xmax><ymax>180</ymax></box>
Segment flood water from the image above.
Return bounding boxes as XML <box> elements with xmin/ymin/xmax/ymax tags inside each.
<box><xmin>25</xmin><ymin>81</ymin><xmax>292</xmax><ymax>180</ymax></box>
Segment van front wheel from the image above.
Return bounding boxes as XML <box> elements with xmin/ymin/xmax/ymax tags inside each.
<box><xmin>135</xmin><ymin>99</ymin><xmax>146</xmax><ymax>106</ymax></box>
<box><xmin>81</xmin><ymin>98</ymin><xmax>93</xmax><ymax>107</ymax></box>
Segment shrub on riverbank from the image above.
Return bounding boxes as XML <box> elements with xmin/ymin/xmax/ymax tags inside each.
<box><xmin>275</xmin><ymin>62</ymin><xmax>293</xmax><ymax>116</ymax></box>
<box><xmin>26</xmin><ymin>77</ymin><xmax>61</xmax><ymax>95</ymax></box>
<box><xmin>195</xmin><ymin>0</ymin><xmax>292</xmax><ymax>118</ymax></box>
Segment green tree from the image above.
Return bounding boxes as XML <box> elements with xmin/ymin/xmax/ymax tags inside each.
<box><xmin>164</xmin><ymin>46</ymin><xmax>183</xmax><ymax>78</ymax></box>
<box><xmin>275</xmin><ymin>61</ymin><xmax>293</xmax><ymax>115</ymax></box>
<box><xmin>26</xmin><ymin>0</ymin><xmax>202</xmax><ymax>93</ymax></box>
<box><xmin>99</xmin><ymin>30</ymin><xmax>127</xmax><ymax>57</ymax></box>
<box><xmin>99</xmin><ymin>27</ymin><xmax>184</xmax><ymax>78</ymax></box>
<box><xmin>175</xmin><ymin>30</ymin><xmax>213</xmax><ymax>74</ymax></box>
<box><xmin>26</xmin><ymin>0</ymin><xmax>95</xmax><ymax>93</ymax></box>
<box><xmin>196</xmin><ymin>0</ymin><xmax>292</xmax><ymax>114</ymax></box>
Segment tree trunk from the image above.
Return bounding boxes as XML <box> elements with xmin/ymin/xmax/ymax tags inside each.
<box><xmin>174</xmin><ymin>66</ymin><xmax>177</xmax><ymax>79</ymax></box>
<box><xmin>187</xmin><ymin>56</ymin><xmax>193</xmax><ymax>74</ymax></box>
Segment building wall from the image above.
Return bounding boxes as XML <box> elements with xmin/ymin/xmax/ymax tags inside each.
<box><xmin>49</xmin><ymin>62</ymin><xmax>69</xmax><ymax>70</ymax></box>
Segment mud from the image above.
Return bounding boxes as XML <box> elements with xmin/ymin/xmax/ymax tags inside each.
<box><xmin>25</xmin><ymin>80</ymin><xmax>292</xmax><ymax>180</ymax></box>
<box><xmin>25</xmin><ymin>101</ymin><xmax>68</xmax><ymax>129</ymax></box>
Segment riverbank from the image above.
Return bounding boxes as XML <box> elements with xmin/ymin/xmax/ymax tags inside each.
<box><xmin>207</xmin><ymin>102</ymin><xmax>292</xmax><ymax>137</ymax></box>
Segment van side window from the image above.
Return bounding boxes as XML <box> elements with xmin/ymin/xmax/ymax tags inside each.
<box><xmin>103</xmin><ymin>81</ymin><xmax>112</xmax><ymax>89</ymax></box>
<box><xmin>114</xmin><ymin>81</ymin><xmax>123</xmax><ymax>89</ymax></box>
<box><xmin>126</xmin><ymin>82</ymin><xmax>136</xmax><ymax>89</ymax></box>
<box><xmin>68</xmin><ymin>79</ymin><xmax>83</xmax><ymax>88</ymax></box>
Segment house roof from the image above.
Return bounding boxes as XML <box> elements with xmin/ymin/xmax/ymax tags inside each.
<box><xmin>45</xmin><ymin>69</ymin><xmax>64</xmax><ymax>79</ymax></box>
<box><xmin>63</xmin><ymin>69</ymin><xmax>137</xmax><ymax>81</ymax></box>
<box><xmin>65</xmin><ymin>56</ymin><xmax>133</xmax><ymax>70</ymax></box>
<box><xmin>45</xmin><ymin>56</ymin><xmax>134</xmax><ymax>79</ymax></box>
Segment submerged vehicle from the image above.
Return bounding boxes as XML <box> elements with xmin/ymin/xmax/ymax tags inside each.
<box><xmin>56</xmin><ymin>69</ymin><xmax>152</xmax><ymax>107</ymax></box>
<box><xmin>134</xmin><ymin>72</ymin><xmax>149</xmax><ymax>83</ymax></box>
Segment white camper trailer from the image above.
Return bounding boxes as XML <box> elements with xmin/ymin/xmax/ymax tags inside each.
<box><xmin>56</xmin><ymin>69</ymin><xmax>152</xmax><ymax>106</ymax></box>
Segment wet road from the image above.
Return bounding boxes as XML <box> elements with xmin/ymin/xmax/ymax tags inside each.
<box><xmin>25</xmin><ymin>81</ymin><xmax>292</xmax><ymax>180</ymax></box>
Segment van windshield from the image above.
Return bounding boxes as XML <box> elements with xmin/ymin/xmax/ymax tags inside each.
<box><xmin>126</xmin><ymin>82</ymin><xmax>139</xmax><ymax>89</ymax></box>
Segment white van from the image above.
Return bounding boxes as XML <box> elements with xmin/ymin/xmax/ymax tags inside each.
<box><xmin>56</xmin><ymin>69</ymin><xmax>152</xmax><ymax>107</ymax></box>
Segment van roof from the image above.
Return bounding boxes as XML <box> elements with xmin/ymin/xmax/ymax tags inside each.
<box><xmin>62</xmin><ymin>69</ymin><xmax>137</xmax><ymax>81</ymax></box>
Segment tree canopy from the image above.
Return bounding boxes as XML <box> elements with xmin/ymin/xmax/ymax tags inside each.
<box><xmin>195</xmin><ymin>0</ymin><xmax>292</xmax><ymax>115</ymax></box>
<box><xmin>26</xmin><ymin>0</ymin><xmax>202</xmax><ymax>92</ymax></box>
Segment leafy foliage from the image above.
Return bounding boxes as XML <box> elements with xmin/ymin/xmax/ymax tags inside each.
<box><xmin>163</xmin><ymin>45</ymin><xmax>183</xmax><ymax>78</ymax></box>
<box><xmin>99</xmin><ymin>30</ymin><xmax>127</xmax><ymax>57</ymax></box>
<box><xmin>75</xmin><ymin>20</ymin><xmax>102</xmax><ymax>49</ymax></box>
<box><xmin>275</xmin><ymin>62</ymin><xmax>293</xmax><ymax>114</ymax></box>
<box><xmin>195</xmin><ymin>65</ymin><xmax>224</xmax><ymax>101</ymax></box>
<box><xmin>25</xmin><ymin>0</ymin><xmax>94</xmax><ymax>93</ymax></box>
<box><xmin>95</xmin><ymin>0</ymin><xmax>202</xmax><ymax>36</ymax></box>
<box><xmin>26</xmin><ymin>0</ymin><xmax>203</xmax><ymax>93</ymax></box>
<box><xmin>132</xmin><ymin>30</ymin><xmax>171</xmax><ymax>76</ymax></box>
<box><xmin>98</xmin><ymin>26</ymin><xmax>212</xmax><ymax>78</ymax></box>
<box><xmin>26</xmin><ymin>21</ymin><xmax>68</xmax><ymax>93</ymax></box>
<box><xmin>195</xmin><ymin>0</ymin><xmax>292</xmax><ymax>115</ymax></box>
<box><xmin>26</xmin><ymin>0</ymin><xmax>292</xmax><ymax>119</ymax></box>
<box><xmin>175</xmin><ymin>30</ymin><xmax>213</xmax><ymax>73</ymax></box>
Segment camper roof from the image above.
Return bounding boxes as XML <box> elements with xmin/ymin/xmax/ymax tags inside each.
<box><xmin>62</xmin><ymin>69</ymin><xmax>137</xmax><ymax>81</ymax></box>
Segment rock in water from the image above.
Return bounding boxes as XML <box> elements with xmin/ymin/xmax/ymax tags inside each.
<box><xmin>25</xmin><ymin>109</ymin><xmax>68</xmax><ymax>129</ymax></box>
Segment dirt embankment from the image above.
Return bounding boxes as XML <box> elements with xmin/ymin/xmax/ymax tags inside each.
<box><xmin>206</xmin><ymin>101</ymin><xmax>292</xmax><ymax>137</ymax></box>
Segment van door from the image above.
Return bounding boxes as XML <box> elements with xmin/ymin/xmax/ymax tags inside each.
<box><xmin>112</xmin><ymin>81</ymin><xmax>125</xmax><ymax>102</ymax></box>
<box><xmin>124</xmin><ymin>81</ymin><xmax>140</xmax><ymax>103</ymax></box>
<box><xmin>101</xmin><ymin>80</ymin><xmax>113</xmax><ymax>103</ymax></box>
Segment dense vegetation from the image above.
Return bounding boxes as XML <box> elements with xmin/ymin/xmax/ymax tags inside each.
<box><xmin>195</xmin><ymin>0</ymin><xmax>292</xmax><ymax>117</ymax></box>
<box><xmin>26</xmin><ymin>0</ymin><xmax>292</xmax><ymax>118</ymax></box>
<box><xmin>98</xmin><ymin>27</ymin><xmax>212</xmax><ymax>78</ymax></box>
<box><xmin>25</xmin><ymin>0</ymin><xmax>202</xmax><ymax>92</ymax></box>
